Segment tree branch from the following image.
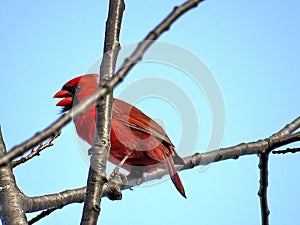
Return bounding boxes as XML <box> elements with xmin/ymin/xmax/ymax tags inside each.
<box><xmin>12</xmin><ymin>130</ymin><xmax>61</xmax><ymax>168</ymax></box>
<box><xmin>255</xmin><ymin>117</ymin><xmax>300</xmax><ymax>225</ymax></box>
<box><xmin>0</xmin><ymin>127</ymin><xmax>28</xmax><ymax>224</ymax></box>
<box><xmin>128</xmin><ymin>131</ymin><xmax>300</xmax><ymax>187</ymax></box>
<box><xmin>80</xmin><ymin>0</ymin><xmax>125</xmax><ymax>224</ymax></box>
<box><xmin>23</xmin><ymin>117</ymin><xmax>300</xmax><ymax>214</ymax></box>
<box><xmin>258</xmin><ymin>151</ymin><xmax>270</xmax><ymax>225</ymax></box>
<box><xmin>24</xmin><ymin>182</ymin><xmax>122</xmax><ymax>213</ymax></box>
<box><xmin>270</xmin><ymin>116</ymin><xmax>300</xmax><ymax>138</ymax></box>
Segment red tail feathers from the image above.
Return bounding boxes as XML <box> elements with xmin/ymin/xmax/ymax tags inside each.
<box><xmin>165</xmin><ymin>154</ymin><xmax>186</xmax><ymax>198</ymax></box>
<box><xmin>171</xmin><ymin>172</ymin><xmax>186</xmax><ymax>198</ymax></box>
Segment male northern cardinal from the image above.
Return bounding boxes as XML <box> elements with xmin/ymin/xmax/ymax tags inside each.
<box><xmin>53</xmin><ymin>74</ymin><xmax>186</xmax><ymax>198</ymax></box>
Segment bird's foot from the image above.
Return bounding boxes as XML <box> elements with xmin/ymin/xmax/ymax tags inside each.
<box><xmin>108</xmin><ymin>168</ymin><xmax>128</xmax><ymax>185</ymax></box>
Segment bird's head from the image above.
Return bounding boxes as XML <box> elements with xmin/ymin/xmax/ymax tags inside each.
<box><xmin>53</xmin><ymin>74</ymin><xmax>99</xmax><ymax>112</ymax></box>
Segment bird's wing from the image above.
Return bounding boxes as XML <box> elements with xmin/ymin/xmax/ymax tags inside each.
<box><xmin>112</xmin><ymin>98</ymin><xmax>174</xmax><ymax>147</ymax></box>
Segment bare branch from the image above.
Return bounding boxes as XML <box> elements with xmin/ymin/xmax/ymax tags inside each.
<box><xmin>258</xmin><ymin>152</ymin><xmax>270</xmax><ymax>225</ymax></box>
<box><xmin>272</xmin><ymin>147</ymin><xmax>300</xmax><ymax>154</ymax></box>
<box><xmin>0</xmin><ymin>127</ymin><xmax>28</xmax><ymax>224</ymax></box>
<box><xmin>80</xmin><ymin>0</ymin><xmax>125</xmax><ymax>224</ymax></box>
<box><xmin>183</xmin><ymin>132</ymin><xmax>300</xmax><ymax>170</ymax></box>
<box><xmin>24</xmin><ymin>182</ymin><xmax>122</xmax><ymax>213</ymax></box>
<box><xmin>12</xmin><ymin>130</ymin><xmax>61</xmax><ymax>168</ymax></box>
<box><xmin>22</xmin><ymin>117</ymin><xmax>300</xmax><ymax>214</ymax></box>
<box><xmin>127</xmin><ymin>132</ymin><xmax>300</xmax><ymax>188</ymax></box>
<box><xmin>27</xmin><ymin>181</ymin><xmax>123</xmax><ymax>223</ymax></box>
<box><xmin>270</xmin><ymin>116</ymin><xmax>300</xmax><ymax>138</ymax></box>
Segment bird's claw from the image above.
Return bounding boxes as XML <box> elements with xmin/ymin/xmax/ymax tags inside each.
<box><xmin>109</xmin><ymin>168</ymin><xmax>128</xmax><ymax>185</ymax></box>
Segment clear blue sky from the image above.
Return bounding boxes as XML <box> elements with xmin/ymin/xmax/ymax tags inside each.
<box><xmin>1</xmin><ymin>0</ymin><xmax>299</xmax><ymax>224</ymax></box>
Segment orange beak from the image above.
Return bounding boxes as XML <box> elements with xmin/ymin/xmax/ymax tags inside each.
<box><xmin>53</xmin><ymin>90</ymin><xmax>73</xmax><ymax>106</ymax></box>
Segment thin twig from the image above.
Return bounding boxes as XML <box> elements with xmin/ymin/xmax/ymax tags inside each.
<box><xmin>28</xmin><ymin>208</ymin><xmax>58</xmax><ymax>225</ymax></box>
<box><xmin>272</xmin><ymin>147</ymin><xmax>300</xmax><ymax>154</ymax></box>
<box><xmin>12</xmin><ymin>130</ymin><xmax>61</xmax><ymax>168</ymax></box>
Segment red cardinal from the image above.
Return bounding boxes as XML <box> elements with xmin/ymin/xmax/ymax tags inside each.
<box><xmin>53</xmin><ymin>74</ymin><xmax>186</xmax><ymax>198</ymax></box>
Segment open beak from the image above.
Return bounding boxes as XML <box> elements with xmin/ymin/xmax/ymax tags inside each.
<box><xmin>53</xmin><ymin>90</ymin><xmax>73</xmax><ymax>106</ymax></box>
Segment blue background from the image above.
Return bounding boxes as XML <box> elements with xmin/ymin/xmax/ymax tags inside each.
<box><xmin>0</xmin><ymin>0</ymin><xmax>299</xmax><ymax>224</ymax></box>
